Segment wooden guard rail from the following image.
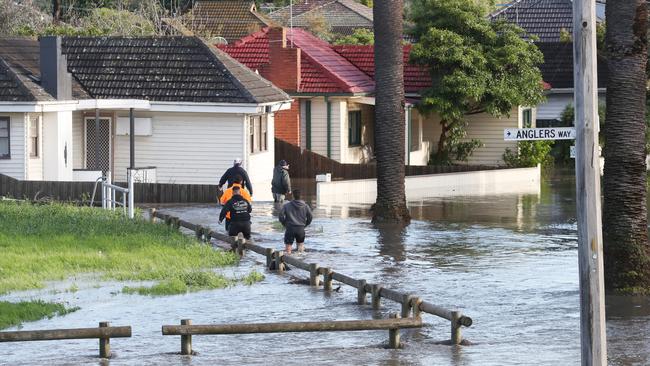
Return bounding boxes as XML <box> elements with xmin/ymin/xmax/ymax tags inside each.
<box><xmin>0</xmin><ymin>322</ymin><xmax>131</xmax><ymax>358</ymax></box>
<box><xmin>151</xmin><ymin>210</ymin><xmax>473</xmax><ymax>345</ymax></box>
<box><xmin>163</xmin><ymin>315</ymin><xmax>421</xmax><ymax>354</ymax></box>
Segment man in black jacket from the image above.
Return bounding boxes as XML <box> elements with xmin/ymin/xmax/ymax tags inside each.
<box><xmin>271</xmin><ymin>159</ymin><xmax>291</xmax><ymax>203</ymax></box>
<box><xmin>219</xmin><ymin>186</ymin><xmax>252</xmax><ymax>241</ymax></box>
<box><xmin>279</xmin><ymin>189</ymin><xmax>312</xmax><ymax>254</ymax></box>
<box><xmin>219</xmin><ymin>158</ymin><xmax>253</xmax><ymax>196</ymax></box>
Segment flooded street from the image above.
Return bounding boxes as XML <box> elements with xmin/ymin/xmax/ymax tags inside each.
<box><xmin>2</xmin><ymin>170</ymin><xmax>650</xmax><ymax>365</ymax></box>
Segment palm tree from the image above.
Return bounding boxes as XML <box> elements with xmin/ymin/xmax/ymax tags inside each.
<box><xmin>372</xmin><ymin>0</ymin><xmax>410</xmax><ymax>224</ymax></box>
<box><xmin>603</xmin><ymin>0</ymin><xmax>650</xmax><ymax>293</ymax></box>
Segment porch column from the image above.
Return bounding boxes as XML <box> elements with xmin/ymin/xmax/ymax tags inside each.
<box><xmin>94</xmin><ymin>108</ymin><xmax>100</xmax><ymax>171</ymax></box>
<box><xmin>129</xmin><ymin>108</ymin><xmax>135</xmax><ymax>169</ymax></box>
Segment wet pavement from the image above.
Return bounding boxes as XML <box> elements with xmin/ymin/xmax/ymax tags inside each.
<box><xmin>1</xmin><ymin>171</ymin><xmax>649</xmax><ymax>365</ymax></box>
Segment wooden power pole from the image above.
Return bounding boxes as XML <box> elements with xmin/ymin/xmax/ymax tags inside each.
<box><xmin>572</xmin><ymin>0</ymin><xmax>607</xmax><ymax>365</ymax></box>
<box><xmin>53</xmin><ymin>0</ymin><xmax>61</xmax><ymax>23</ymax></box>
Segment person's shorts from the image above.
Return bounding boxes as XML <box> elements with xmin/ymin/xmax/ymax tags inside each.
<box><xmin>273</xmin><ymin>193</ymin><xmax>285</xmax><ymax>203</ymax></box>
<box><xmin>284</xmin><ymin>225</ymin><xmax>305</xmax><ymax>244</ymax></box>
<box><xmin>228</xmin><ymin>221</ymin><xmax>251</xmax><ymax>239</ymax></box>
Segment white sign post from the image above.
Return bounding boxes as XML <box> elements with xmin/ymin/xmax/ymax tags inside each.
<box><xmin>503</xmin><ymin>127</ymin><xmax>576</xmax><ymax>141</ymax></box>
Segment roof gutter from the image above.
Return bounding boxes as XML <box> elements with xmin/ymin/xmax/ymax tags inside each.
<box><xmin>0</xmin><ymin>100</ymin><xmax>79</xmax><ymax>112</ymax></box>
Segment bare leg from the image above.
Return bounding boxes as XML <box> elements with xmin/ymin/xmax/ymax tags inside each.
<box><xmin>285</xmin><ymin>244</ymin><xmax>293</xmax><ymax>255</ymax></box>
<box><xmin>297</xmin><ymin>242</ymin><xmax>305</xmax><ymax>253</ymax></box>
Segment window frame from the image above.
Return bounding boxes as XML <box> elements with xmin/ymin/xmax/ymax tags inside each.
<box><xmin>249</xmin><ymin>114</ymin><xmax>269</xmax><ymax>154</ymax></box>
<box><xmin>29</xmin><ymin>116</ymin><xmax>39</xmax><ymax>158</ymax></box>
<box><xmin>522</xmin><ymin>108</ymin><xmax>533</xmax><ymax>128</ymax></box>
<box><xmin>0</xmin><ymin>117</ymin><xmax>10</xmax><ymax>159</ymax></box>
<box><xmin>348</xmin><ymin>110</ymin><xmax>362</xmax><ymax>147</ymax></box>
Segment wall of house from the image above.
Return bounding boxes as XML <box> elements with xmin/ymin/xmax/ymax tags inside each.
<box><xmin>419</xmin><ymin>108</ymin><xmax>521</xmax><ymax>166</ymax></box>
<box><xmin>72</xmin><ymin>111</ymin><xmax>84</xmax><ymax>170</ymax></box>
<box><xmin>246</xmin><ymin>113</ymin><xmax>275</xmax><ymax>202</ymax></box>
<box><xmin>274</xmin><ymin>100</ymin><xmax>300</xmax><ymax>145</ymax></box>
<box><xmin>408</xmin><ymin>110</ymin><xmax>430</xmax><ymax>166</ymax></box>
<box><xmin>537</xmin><ymin>93</ymin><xmax>572</xmax><ymax>121</ymax></box>
<box><xmin>111</xmin><ymin>112</ymin><xmax>246</xmax><ymax>186</ymax></box>
<box><xmin>0</xmin><ymin>113</ymin><xmax>26</xmax><ymax>180</ymax></box>
<box><xmin>42</xmin><ymin>111</ymin><xmax>74</xmax><ymax>181</ymax></box>
<box><xmin>26</xmin><ymin>113</ymin><xmax>43</xmax><ymax>180</ymax></box>
<box><xmin>310</xmin><ymin>97</ymin><xmax>342</xmax><ymax>162</ymax></box>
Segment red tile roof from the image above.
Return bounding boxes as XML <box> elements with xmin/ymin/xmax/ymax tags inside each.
<box><xmin>220</xmin><ymin>27</ymin><xmax>374</xmax><ymax>94</ymax></box>
<box><xmin>332</xmin><ymin>44</ymin><xmax>432</xmax><ymax>93</ymax></box>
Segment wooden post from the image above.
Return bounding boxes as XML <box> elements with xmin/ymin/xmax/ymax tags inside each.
<box><xmin>195</xmin><ymin>225</ymin><xmax>203</xmax><ymax>241</ymax></box>
<box><xmin>451</xmin><ymin>311</ymin><xmax>462</xmax><ymax>345</ymax></box>
<box><xmin>388</xmin><ymin>313</ymin><xmax>401</xmax><ymax>349</ymax></box>
<box><xmin>181</xmin><ymin>319</ymin><xmax>192</xmax><ymax>355</ymax></box>
<box><xmin>265</xmin><ymin>248</ymin><xmax>274</xmax><ymax>269</ymax></box>
<box><xmin>412</xmin><ymin>297</ymin><xmax>423</xmax><ymax>319</ymax></box>
<box><xmin>99</xmin><ymin>322</ymin><xmax>110</xmax><ymax>358</ymax></box>
<box><xmin>401</xmin><ymin>294</ymin><xmax>415</xmax><ymax>318</ymax></box>
<box><xmin>357</xmin><ymin>279</ymin><xmax>367</xmax><ymax>305</ymax></box>
<box><xmin>309</xmin><ymin>263</ymin><xmax>320</xmax><ymax>287</ymax></box>
<box><xmin>323</xmin><ymin>268</ymin><xmax>333</xmax><ymax>291</ymax></box>
<box><xmin>274</xmin><ymin>251</ymin><xmax>284</xmax><ymax>273</ymax></box>
<box><xmin>573</xmin><ymin>0</ymin><xmax>607</xmax><ymax>364</ymax></box>
<box><xmin>149</xmin><ymin>208</ymin><xmax>156</xmax><ymax>223</ymax></box>
<box><xmin>371</xmin><ymin>284</ymin><xmax>382</xmax><ymax>309</ymax></box>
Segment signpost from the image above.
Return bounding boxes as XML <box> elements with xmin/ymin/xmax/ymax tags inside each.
<box><xmin>573</xmin><ymin>0</ymin><xmax>607</xmax><ymax>364</ymax></box>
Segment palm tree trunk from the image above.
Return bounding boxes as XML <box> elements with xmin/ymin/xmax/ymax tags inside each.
<box><xmin>372</xmin><ymin>0</ymin><xmax>410</xmax><ymax>224</ymax></box>
<box><xmin>603</xmin><ymin>0</ymin><xmax>650</xmax><ymax>293</ymax></box>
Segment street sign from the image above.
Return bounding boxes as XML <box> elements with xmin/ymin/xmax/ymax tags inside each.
<box><xmin>504</xmin><ymin>127</ymin><xmax>576</xmax><ymax>141</ymax></box>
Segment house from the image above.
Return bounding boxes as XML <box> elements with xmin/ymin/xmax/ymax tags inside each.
<box><xmin>267</xmin><ymin>0</ymin><xmax>373</xmax><ymax>38</ymax></box>
<box><xmin>490</xmin><ymin>0</ymin><xmax>607</xmax><ymax>124</ymax></box>
<box><xmin>222</xmin><ymin>27</ymin><xmax>534</xmax><ymax>166</ymax></box>
<box><xmin>181</xmin><ymin>0</ymin><xmax>273</xmax><ymax>44</ymax></box>
<box><xmin>0</xmin><ymin>36</ymin><xmax>290</xmax><ymax>201</ymax></box>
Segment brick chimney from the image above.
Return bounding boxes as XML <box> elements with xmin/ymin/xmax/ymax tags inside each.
<box><xmin>264</xmin><ymin>27</ymin><xmax>301</xmax><ymax>92</ymax></box>
<box><xmin>40</xmin><ymin>36</ymin><xmax>72</xmax><ymax>100</ymax></box>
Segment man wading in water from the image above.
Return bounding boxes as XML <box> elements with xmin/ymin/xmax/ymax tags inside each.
<box><xmin>271</xmin><ymin>159</ymin><xmax>291</xmax><ymax>203</ymax></box>
<box><xmin>219</xmin><ymin>185</ymin><xmax>252</xmax><ymax>243</ymax></box>
<box><xmin>220</xmin><ymin>175</ymin><xmax>251</xmax><ymax>230</ymax></box>
<box><xmin>219</xmin><ymin>158</ymin><xmax>253</xmax><ymax>197</ymax></box>
<box><xmin>279</xmin><ymin>189</ymin><xmax>312</xmax><ymax>254</ymax></box>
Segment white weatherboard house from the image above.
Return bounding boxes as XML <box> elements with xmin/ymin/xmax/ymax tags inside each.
<box><xmin>0</xmin><ymin>36</ymin><xmax>290</xmax><ymax>201</ymax></box>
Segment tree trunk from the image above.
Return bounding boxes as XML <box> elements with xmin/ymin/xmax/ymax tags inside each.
<box><xmin>372</xmin><ymin>0</ymin><xmax>410</xmax><ymax>224</ymax></box>
<box><xmin>603</xmin><ymin>0</ymin><xmax>650</xmax><ymax>293</ymax></box>
<box><xmin>436</xmin><ymin>119</ymin><xmax>449</xmax><ymax>162</ymax></box>
<box><xmin>52</xmin><ymin>0</ymin><xmax>61</xmax><ymax>23</ymax></box>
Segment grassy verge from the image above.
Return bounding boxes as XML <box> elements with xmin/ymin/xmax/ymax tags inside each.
<box><xmin>0</xmin><ymin>202</ymin><xmax>238</xmax><ymax>295</ymax></box>
<box><xmin>0</xmin><ymin>300</ymin><xmax>79</xmax><ymax>329</ymax></box>
<box><xmin>122</xmin><ymin>270</ymin><xmax>265</xmax><ymax>296</ymax></box>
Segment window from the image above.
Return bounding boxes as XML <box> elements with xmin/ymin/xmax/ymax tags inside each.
<box><xmin>522</xmin><ymin>108</ymin><xmax>533</xmax><ymax>128</ymax></box>
<box><xmin>29</xmin><ymin>116</ymin><xmax>39</xmax><ymax>158</ymax></box>
<box><xmin>348</xmin><ymin>110</ymin><xmax>362</xmax><ymax>146</ymax></box>
<box><xmin>0</xmin><ymin>117</ymin><xmax>9</xmax><ymax>159</ymax></box>
<box><xmin>249</xmin><ymin>115</ymin><xmax>268</xmax><ymax>153</ymax></box>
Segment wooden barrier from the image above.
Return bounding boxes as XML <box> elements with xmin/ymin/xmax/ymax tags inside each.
<box><xmin>152</xmin><ymin>210</ymin><xmax>473</xmax><ymax>344</ymax></box>
<box><xmin>163</xmin><ymin>315</ymin><xmax>420</xmax><ymax>354</ymax></box>
<box><xmin>0</xmin><ymin>322</ymin><xmax>131</xmax><ymax>358</ymax></box>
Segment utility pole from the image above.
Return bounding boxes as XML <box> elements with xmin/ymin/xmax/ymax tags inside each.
<box><xmin>572</xmin><ymin>0</ymin><xmax>607</xmax><ymax>365</ymax></box>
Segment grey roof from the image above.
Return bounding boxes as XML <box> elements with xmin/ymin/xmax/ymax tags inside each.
<box><xmin>0</xmin><ymin>36</ymin><xmax>289</xmax><ymax>104</ymax></box>
<box><xmin>537</xmin><ymin>41</ymin><xmax>608</xmax><ymax>89</ymax></box>
<box><xmin>269</xmin><ymin>0</ymin><xmax>372</xmax><ymax>36</ymax></box>
<box><xmin>0</xmin><ymin>39</ymin><xmax>56</xmax><ymax>102</ymax></box>
<box><xmin>491</xmin><ymin>0</ymin><xmax>573</xmax><ymax>42</ymax></box>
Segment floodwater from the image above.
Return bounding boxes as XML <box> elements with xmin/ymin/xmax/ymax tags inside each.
<box><xmin>2</xmin><ymin>170</ymin><xmax>650</xmax><ymax>365</ymax></box>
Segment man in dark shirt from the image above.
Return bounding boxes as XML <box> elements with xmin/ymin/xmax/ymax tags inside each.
<box><xmin>279</xmin><ymin>189</ymin><xmax>312</xmax><ymax>254</ymax></box>
<box><xmin>219</xmin><ymin>158</ymin><xmax>253</xmax><ymax>196</ymax></box>
<box><xmin>219</xmin><ymin>186</ymin><xmax>252</xmax><ymax>241</ymax></box>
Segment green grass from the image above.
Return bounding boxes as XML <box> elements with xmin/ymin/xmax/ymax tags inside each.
<box><xmin>0</xmin><ymin>202</ymin><xmax>238</xmax><ymax>295</ymax></box>
<box><xmin>122</xmin><ymin>270</ymin><xmax>265</xmax><ymax>296</ymax></box>
<box><xmin>0</xmin><ymin>300</ymin><xmax>79</xmax><ymax>329</ymax></box>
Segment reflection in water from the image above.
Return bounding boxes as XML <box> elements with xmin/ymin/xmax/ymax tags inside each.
<box><xmin>375</xmin><ymin>223</ymin><xmax>407</xmax><ymax>263</ymax></box>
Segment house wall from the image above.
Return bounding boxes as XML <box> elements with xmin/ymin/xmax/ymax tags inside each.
<box><xmin>419</xmin><ymin>107</ymin><xmax>521</xmax><ymax>166</ymax></box>
<box><xmin>274</xmin><ymin>100</ymin><xmax>300</xmax><ymax>145</ymax></box>
<box><xmin>0</xmin><ymin>113</ymin><xmax>26</xmax><ymax>180</ymax></box>
<box><xmin>309</xmin><ymin>97</ymin><xmax>342</xmax><ymax>162</ymax></box>
<box><xmin>26</xmin><ymin>113</ymin><xmax>43</xmax><ymax>180</ymax></box>
<box><xmin>408</xmin><ymin>110</ymin><xmax>430</xmax><ymax>166</ymax></box>
<box><xmin>42</xmin><ymin>111</ymin><xmax>73</xmax><ymax>181</ymax></box>
<box><xmin>341</xmin><ymin>101</ymin><xmax>375</xmax><ymax>164</ymax></box>
<box><xmin>111</xmin><ymin>112</ymin><xmax>246</xmax><ymax>186</ymax></box>
<box><xmin>537</xmin><ymin>93</ymin><xmax>573</xmax><ymax>121</ymax></box>
<box><xmin>246</xmin><ymin>113</ymin><xmax>275</xmax><ymax>202</ymax></box>
<box><xmin>72</xmin><ymin>112</ymin><xmax>84</xmax><ymax>169</ymax></box>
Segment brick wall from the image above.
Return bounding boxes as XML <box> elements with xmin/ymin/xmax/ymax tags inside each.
<box><xmin>274</xmin><ymin>100</ymin><xmax>301</xmax><ymax>145</ymax></box>
<box><xmin>263</xmin><ymin>28</ymin><xmax>301</xmax><ymax>92</ymax></box>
